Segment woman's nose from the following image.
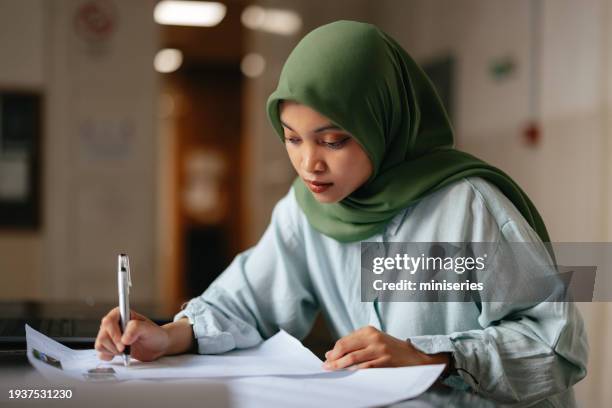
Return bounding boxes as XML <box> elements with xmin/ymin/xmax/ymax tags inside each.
<box><xmin>302</xmin><ymin>146</ymin><xmax>326</xmax><ymax>174</ymax></box>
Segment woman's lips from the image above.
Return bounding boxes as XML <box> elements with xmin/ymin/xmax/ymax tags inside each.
<box><xmin>306</xmin><ymin>180</ymin><xmax>333</xmax><ymax>193</ymax></box>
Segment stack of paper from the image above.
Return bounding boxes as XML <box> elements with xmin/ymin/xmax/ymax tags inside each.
<box><xmin>25</xmin><ymin>324</ymin><xmax>444</xmax><ymax>407</ymax></box>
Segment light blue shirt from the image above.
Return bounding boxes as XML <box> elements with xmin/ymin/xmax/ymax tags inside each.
<box><xmin>174</xmin><ymin>177</ymin><xmax>588</xmax><ymax>407</ymax></box>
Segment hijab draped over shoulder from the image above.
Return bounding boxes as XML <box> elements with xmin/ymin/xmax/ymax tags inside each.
<box><xmin>266</xmin><ymin>20</ymin><xmax>551</xmax><ymax>244</ymax></box>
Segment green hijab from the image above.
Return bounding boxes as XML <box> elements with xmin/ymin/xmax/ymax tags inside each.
<box><xmin>266</xmin><ymin>20</ymin><xmax>551</xmax><ymax>244</ymax></box>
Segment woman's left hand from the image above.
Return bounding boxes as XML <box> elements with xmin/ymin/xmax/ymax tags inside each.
<box><xmin>322</xmin><ymin>326</ymin><xmax>450</xmax><ymax>370</ymax></box>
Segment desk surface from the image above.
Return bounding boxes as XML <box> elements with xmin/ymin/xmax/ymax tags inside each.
<box><xmin>0</xmin><ymin>352</ymin><xmax>494</xmax><ymax>408</ymax></box>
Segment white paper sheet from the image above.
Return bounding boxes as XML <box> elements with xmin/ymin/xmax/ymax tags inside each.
<box><xmin>26</xmin><ymin>324</ymin><xmax>324</xmax><ymax>380</ymax></box>
<box><xmin>26</xmin><ymin>324</ymin><xmax>444</xmax><ymax>407</ymax></box>
<box><xmin>226</xmin><ymin>365</ymin><xmax>445</xmax><ymax>408</ymax></box>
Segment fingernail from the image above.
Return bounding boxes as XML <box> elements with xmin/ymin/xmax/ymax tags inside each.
<box><xmin>322</xmin><ymin>362</ymin><xmax>330</xmax><ymax>369</ymax></box>
<box><xmin>117</xmin><ymin>343</ymin><xmax>124</xmax><ymax>352</ymax></box>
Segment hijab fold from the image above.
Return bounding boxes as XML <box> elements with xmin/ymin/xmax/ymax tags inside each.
<box><xmin>266</xmin><ymin>20</ymin><xmax>551</xmax><ymax>244</ymax></box>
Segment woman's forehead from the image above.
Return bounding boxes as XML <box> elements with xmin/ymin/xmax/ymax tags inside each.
<box><xmin>280</xmin><ymin>101</ymin><xmax>328</xmax><ymax>121</ymax></box>
<box><xmin>278</xmin><ymin>99</ymin><xmax>303</xmax><ymax>112</ymax></box>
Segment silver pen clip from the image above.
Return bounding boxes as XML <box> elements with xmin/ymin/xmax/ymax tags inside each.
<box><xmin>121</xmin><ymin>255</ymin><xmax>132</xmax><ymax>293</ymax></box>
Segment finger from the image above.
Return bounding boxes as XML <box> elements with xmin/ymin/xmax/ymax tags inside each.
<box><xmin>97</xmin><ymin>351</ymin><xmax>115</xmax><ymax>361</ymax></box>
<box><xmin>354</xmin><ymin>356</ymin><xmax>391</xmax><ymax>369</ymax></box>
<box><xmin>96</xmin><ymin>333</ymin><xmax>120</xmax><ymax>355</ymax></box>
<box><xmin>130</xmin><ymin>310</ymin><xmax>150</xmax><ymax>321</ymax></box>
<box><xmin>94</xmin><ymin>338</ymin><xmax>108</xmax><ymax>354</ymax></box>
<box><xmin>323</xmin><ymin>347</ymin><xmax>377</xmax><ymax>370</ymax></box>
<box><xmin>107</xmin><ymin>306</ymin><xmax>141</xmax><ymax>324</ymax></box>
<box><xmin>121</xmin><ymin>320</ymin><xmax>144</xmax><ymax>345</ymax></box>
<box><xmin>100</xmin><ymin>315</ymin><xmax>124</xmax><ymax>352</ymax></box>
<box><xmin>325</xmin><ymin>334</ymin><xmax>369</xmax><ymax>361</ymax></box>
<box><xmin>106</xmin><ymin>306</ymin><xmax>121</xmax><ymax>319</ymax></box>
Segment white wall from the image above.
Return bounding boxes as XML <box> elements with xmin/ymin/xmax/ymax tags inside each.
<box><xmin>0</xmin><ymin>0</ymin><xmax>46</xmax><ymax>87</ymax></box>
<box><xmin>0</xmin><ymin>0</ymin><xmax>160</xmax><ymax>305</ymax></box>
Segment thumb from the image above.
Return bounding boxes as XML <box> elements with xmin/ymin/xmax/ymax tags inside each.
<box><xmin>121</xmin><ymin>320</ymin><xmax>145</xmax><ymax>345</ymax></box>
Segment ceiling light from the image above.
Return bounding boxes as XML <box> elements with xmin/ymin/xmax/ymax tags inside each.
<box><xmin>241</xmin><ymin>6</ymin><xmax>301</xmax><ymax>36</ymax></box>
<box><xmin>154</xmin><ymin>48</ymin><xmax>183</xmax><ymax>73</ymax></box>
<box><xmin>154</xmin><ymin>1</ymin><xmax>226</xmax><ymax>27</ymax></box>
<box><xmin>241</xmin><ymin>5</ymin><xmax>266</xmax><ymax>28</ymax></box>
<box><xmin>240</xmin><ymin>53</ymin><xmax>266</xmax><ymax>78</ymax></box>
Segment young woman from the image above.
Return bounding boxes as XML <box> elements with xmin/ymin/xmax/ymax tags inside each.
<box><xmin>95</xmin><ymin>21</ymin><xmax>587</xmax><ymax>406</ymax></box>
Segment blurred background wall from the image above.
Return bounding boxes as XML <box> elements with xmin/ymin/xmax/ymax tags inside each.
<box><xmin>0</xmin><ymin>0</ymin><xmax>610</xmax><ymax>405</ymax></box>
<box><xmin>0</xmin><ymin>0</ymin><xmax>158</xmax><ymax>304</ymax></box>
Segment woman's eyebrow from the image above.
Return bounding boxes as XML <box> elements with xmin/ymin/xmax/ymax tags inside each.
<box><xmin>280</xmin><ymin>120</ymin><xmax>342</xmax><ymax>134</ymax></box>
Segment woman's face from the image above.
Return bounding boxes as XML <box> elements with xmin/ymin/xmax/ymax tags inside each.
<box><xmin>279</xmin><ymin>101</ymin><xmax>373</xmax><ymax>203</ymax></box>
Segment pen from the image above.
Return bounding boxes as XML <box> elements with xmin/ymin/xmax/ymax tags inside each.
<box><xmin>118</xmin><ymin>254</ymin><xmax>132</xmax><ymax>367</ymax></box>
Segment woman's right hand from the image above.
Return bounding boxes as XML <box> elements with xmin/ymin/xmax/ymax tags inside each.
<box><xmin>95</xmin><ymin>307</ymin><xmax>170</xmax><ymax>362</ymax></box>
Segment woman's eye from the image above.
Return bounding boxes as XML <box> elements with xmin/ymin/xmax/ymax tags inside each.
<box><xmin>284</xmin><ymin>137</ymin><xmax>301</xmax><ymax>145</ymax></box>
<box><xmin>323</xmin><ymin>137</ymin><xmax>350</xmax><ymax>149</ymax></box>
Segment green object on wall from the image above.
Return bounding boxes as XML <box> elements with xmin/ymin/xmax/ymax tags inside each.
<box><xmin>490</xmin><ymin>57</ymin><xmax>517</xmax><ymax>81</ymax></box>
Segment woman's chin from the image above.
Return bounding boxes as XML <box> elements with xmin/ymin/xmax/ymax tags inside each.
<box><xmin>311</xmin><ymin>192</ymin><xmax>343</xmax><ymax>204</ymax></box>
